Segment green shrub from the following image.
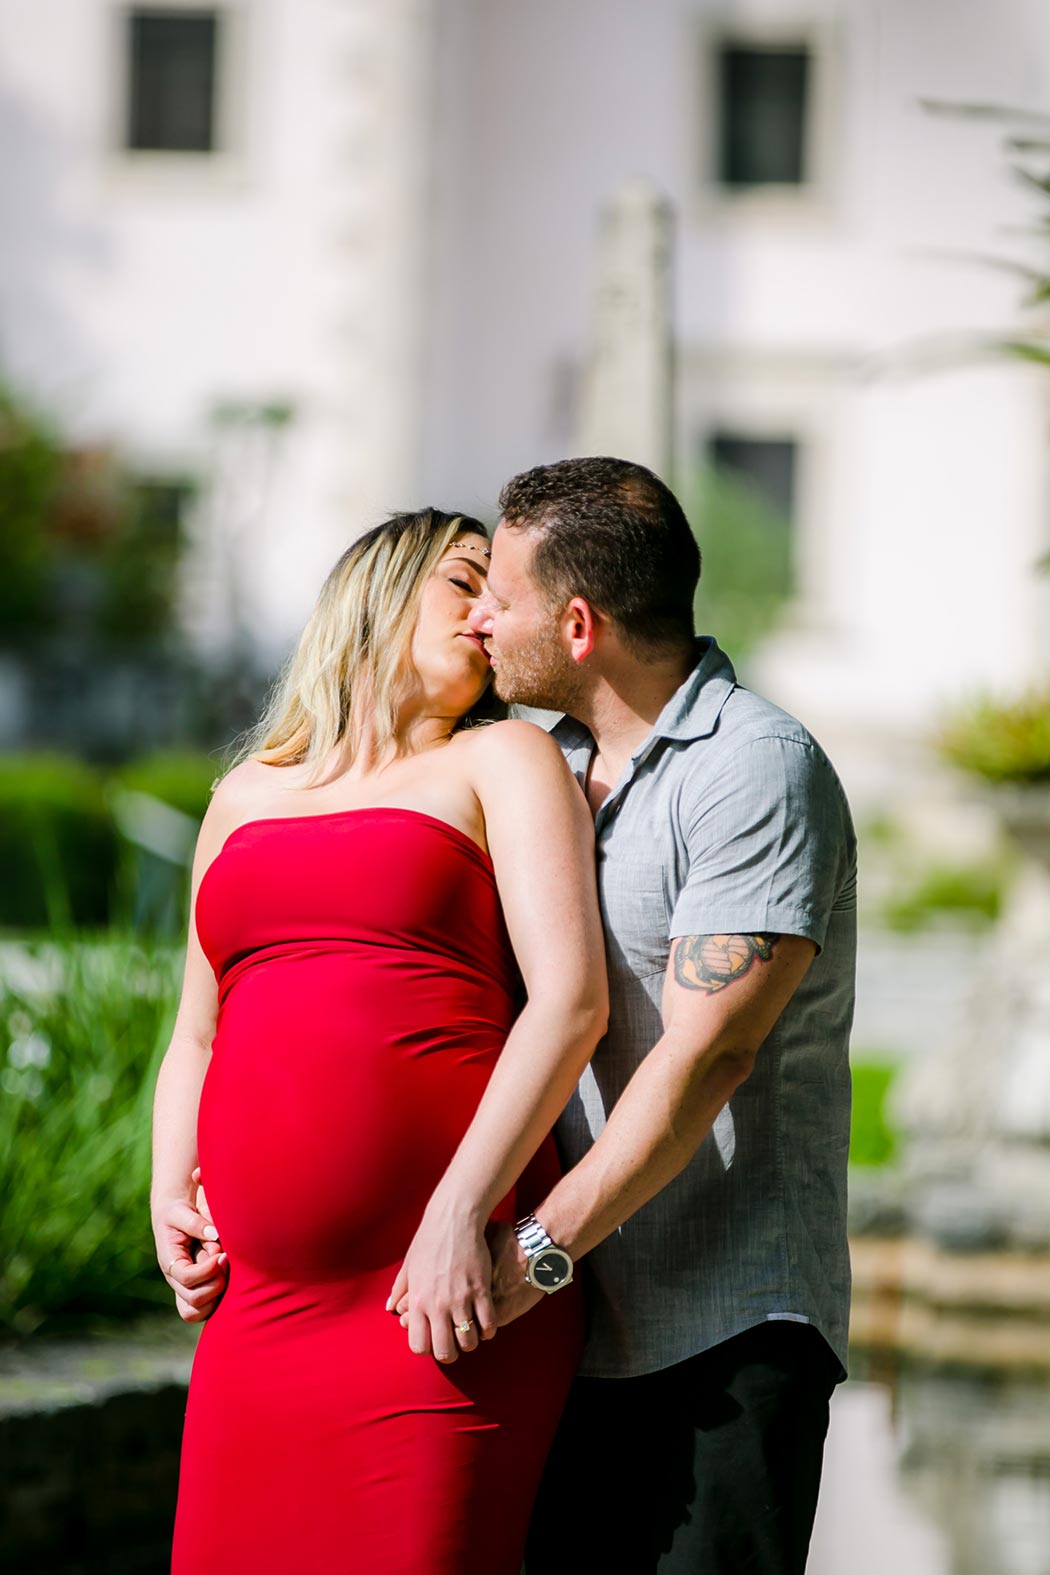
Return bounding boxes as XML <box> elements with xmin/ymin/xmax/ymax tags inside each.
<box><xmin>109</xmin><ymin>752</ymin><xmax>216</xmax><ymax>937</ymax></box>
<box><xmin>0</xmin><ymin>755</ymin><xmax>119</xmax><ymax>929</ymax></box>
<box><xmin>940</xmin><ymin>692</ymin><xmax>1050</xmax><ymax>783</ymax></box>
<box><xmin>0</xmin><ymin>937</ymin><xmax>180</xmax><ymax>1335</ymax></box>
<box><xmin>0</xmin><ymin>384</ymin><xmax>64</xmax><ymax>644</ymax></box>
<box><xmin>114</xmin><ymin>751</ymin><xmax>218</xmax><ymax>820</ymax></box>
<box><xmin>850</xmin><ymin>1058</ymin><xmax>898</xmax><ymax>1168</ymax></box>
<box><xmin>0</xmin><ymin>751</ymin><xmax>217</xmax><ymax>934</ymax></box>
<box><xmin>685</xmin><ymin>465</ymin><xmax>794</xmax><ymax>662</ymax></box>
<box><xmin>882</xmin><ymin>860</ymin><xmax>1007</xmax><ymax>933</ymax></box>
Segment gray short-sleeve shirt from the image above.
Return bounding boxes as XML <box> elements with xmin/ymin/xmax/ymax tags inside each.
<box><xmin>543</xmin><ymin>637</ymin><xmax>856</xmax><ymax>1380</ymax></box>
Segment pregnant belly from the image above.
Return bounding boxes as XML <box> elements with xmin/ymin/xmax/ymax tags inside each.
<box><xmin>197</xmin><ymin>953</ymin><xmax>507</xmax><ymax>1278</ymax></box>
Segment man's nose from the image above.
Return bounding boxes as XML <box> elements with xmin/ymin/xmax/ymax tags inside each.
<box><xmin>468</xmin><ymin>595</ymin><xmax>495</xmax><ymax>635</ymax></box>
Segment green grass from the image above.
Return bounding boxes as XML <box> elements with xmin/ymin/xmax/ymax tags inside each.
<box><xmin>0</xmin><ymin>936</ymin><xmax>181</xmax><ymax>1337</ymax></box>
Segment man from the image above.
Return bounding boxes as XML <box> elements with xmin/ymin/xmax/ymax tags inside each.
<box><xmin>468</xmin><ymin>456</ymin><xmax>856</xmax><ymax>1573</ymax></box>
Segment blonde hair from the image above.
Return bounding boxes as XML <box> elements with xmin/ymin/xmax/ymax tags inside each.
<box><xmin>232</xmin><ymin>509</ymin><xmax>492</xmax><ymax>785</ymax></box>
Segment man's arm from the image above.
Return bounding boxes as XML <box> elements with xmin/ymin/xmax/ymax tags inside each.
<box><xmin>488</xmin><ymin>930</ymin><xmax>816</xmax><ymax>1317</ymax></box>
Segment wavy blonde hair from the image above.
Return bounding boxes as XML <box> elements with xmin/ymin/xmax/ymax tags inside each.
<box><xmin>232</xmin><ymin>508</ymin><xmax>494</xmax><ymax>785</ymax></box>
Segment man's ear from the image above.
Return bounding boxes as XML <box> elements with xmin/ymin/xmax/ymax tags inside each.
<box><xmin>562</xmin><ymin>597</ymin><xmax>599</xmax><ymax>664</ymax></box>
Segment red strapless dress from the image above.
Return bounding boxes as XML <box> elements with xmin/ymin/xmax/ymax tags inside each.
<box><xmin>171</xmin><ymin>808</ymin><xmax>584</xmax><ymax>1575</ymax></box>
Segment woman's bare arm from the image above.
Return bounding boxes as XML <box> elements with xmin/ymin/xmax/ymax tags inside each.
<box><xmin>387</xmin><ymin>720</ymin><xmax>608</xmax><ymax>1362</ymax></box>
<box><xmin>149</xmin><ymin>773</ymin><xmax>248</xmax><ymax>1321</ymax></box>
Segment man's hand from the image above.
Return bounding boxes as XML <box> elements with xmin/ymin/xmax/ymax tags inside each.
<box><xmin>385</xmin><ymin>1195</ymin><xmax>498</xmax><ymax>1364</ymax></box>
<box><xmin>152</xmin><ymin>1165</ymin><xmax>228</xmax><ymax>1324</ymax></box>
<box><xmin>391</xmin><ymin>1219</ymin><xmax>547</xmax><ymax>1340</ymax></box>
<box><xmin>488</xmin><ymin>1221</ymin><xmax>545</xmax><ymax>1327</ymax></box>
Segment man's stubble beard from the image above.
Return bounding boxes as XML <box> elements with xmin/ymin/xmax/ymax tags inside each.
<box><xmin>490</xmin><ymin>621</ymin><xmax>586</xmax><ymax>714</ymax></box>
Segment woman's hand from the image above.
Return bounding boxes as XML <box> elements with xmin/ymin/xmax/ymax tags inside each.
<box><xmin>393</xmin><ymin>1220</ymin><xmax>545</xmax><ymax>1332</ymax></box>
<box><xmin>153</xmin><ymin>1166</ymin><xmax>229</xmax><ymax>1324</ymax></box>
<box><xmin>385</xmin><ymin>1195</ymin><xmax>498</xmax><ymax>1364</ymax></box>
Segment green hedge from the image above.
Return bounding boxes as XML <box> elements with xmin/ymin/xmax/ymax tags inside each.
<box><xmin>114</xmin><ymin>751</ymin><xmax>219</xmax><ymax>821</ymax></box>
<box><xmin>0</xmin><ymin>755</ymin><xmax>119</xmax><ymax>928</ymax></box>
<box><xmin>0</xmin><ymin>751</ymin><xmax>218</xmax><ymax>932</ymax></box>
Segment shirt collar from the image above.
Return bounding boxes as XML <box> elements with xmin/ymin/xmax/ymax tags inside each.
<box><xmin>651</xmin><ymin>635</ymin><xmax>737</xmax><ymax>741</ymax></box>
<box><xmin>548</xmin><ymin>635</ymin><xmax>737</xmax><ymax>752</ymax></box>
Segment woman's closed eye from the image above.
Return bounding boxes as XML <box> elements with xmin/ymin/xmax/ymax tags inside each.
<box><xmin>450</xmin><ymin>577</ymin><xmax>478</xmax><ymax>594</ymax></box>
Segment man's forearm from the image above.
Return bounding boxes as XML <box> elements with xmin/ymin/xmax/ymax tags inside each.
<box><xmin>534</xmin><ymin>1029</ymin><xmax>755</xmax><ymax>1260</ymax></box>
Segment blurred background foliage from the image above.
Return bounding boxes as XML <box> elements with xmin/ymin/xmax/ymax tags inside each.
<box><xmin>0</xmin><ymin>373</ymin><xmax>264</xmax><ymax>772</ymax></box>
<box><xmin>920</xmin><ymin>103</ymin><xmax>1050</xmax><ymax>791</ymax></box>
<box><xmin>848</xmin><ymin>1059</ymin><xmax>899</xmax><ymax>1170</ymax></box>
<box><xmin>0</xmin><ymin>937</ymin><xmax>179</xmax><ymax>1337</ymax></box>
<box><xmin>0</xmin><ymin>379</ymin><xmax>194</xmax><ymax>654</ymax></box>
<box><xmin>880</xmin><ymin>859</ymin><xmax>1009</xmax><ymax>933</ymax></box>
<box><xmin>939</xmin><ymin>691</ymin><xmax>1050</xmax><ymax>782</ymax></box>
<box><xmin>0</xmin><ymin>751</ymin><xmax>215</xmax><ymax>933</ymax></box>
<box><xmin>686</xmin><ymin>460</ymin><xmax>794</xmax><ymax>663</ymax></box>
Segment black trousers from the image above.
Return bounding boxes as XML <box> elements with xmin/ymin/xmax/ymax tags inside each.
<box><xmin>525</xmin><ymin>1320</ymin><xmax>842</xmax><ymax>1574</ymax></box>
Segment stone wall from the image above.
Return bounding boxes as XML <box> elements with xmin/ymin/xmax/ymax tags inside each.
<box><xmin>2</xmin><ymin>1384</ymin><xmax>186</xmax><ymax>1573</ymax></box>
<box><xmin>0</xmin><ymin>1323</ymin><xmax>196</xmax><ymax>1573</ymax></box>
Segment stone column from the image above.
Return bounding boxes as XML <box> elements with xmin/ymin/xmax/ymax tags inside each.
<box><xmin>335</xmin><ymin>0</ymin><xmax>434</xmax><ymax>519</ymax></box>
<box><xmin>577</xmin><ymin>179</ymin><xmax>675</xmax><ymax>480</ymax></box>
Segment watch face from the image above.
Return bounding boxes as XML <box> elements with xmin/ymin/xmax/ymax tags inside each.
<box><xmin>530</xmin><ymin>1248</ymin><xmax>572</xmax><ymax>1291</ymax></box>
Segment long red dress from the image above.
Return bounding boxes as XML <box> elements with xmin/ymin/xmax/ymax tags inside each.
<box><xmin>171</xmin><ymin>807</ymin><xmax>584</xmax><ymax>1574</ymax></box>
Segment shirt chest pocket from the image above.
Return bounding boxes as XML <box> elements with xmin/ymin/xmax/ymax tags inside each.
<box><xmin>598</xmin><ymin>860</ymin><xmax>670</xmax><ymax>981</ymax></box>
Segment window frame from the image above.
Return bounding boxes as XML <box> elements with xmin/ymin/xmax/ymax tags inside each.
<box><xmin>125</xmin><ymin>7</ymin><xmax>220</xmax><ymax>156</ymax></box>
<box><xmin>108</xmin><ymin>1</ymin><xmax>244</xmax><ymax>180</ymax></box>
<box><xmin>708</xmin><ymin>431</ymin><xmax>800</xmax><ymax>526</ymax></box>
<box><xmin>696</xmin><ymin>18</ymin><xmax>837</xmax><ymax>220</ymax></box>
<box><xmin>680</xmin><ymin>349</ymin><xmax>851</xmax><ymax>631</ymax></box>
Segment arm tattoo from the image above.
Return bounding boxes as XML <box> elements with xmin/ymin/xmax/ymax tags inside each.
<box><xmin>673</xmin><ymin>934</ymin><xmax>780</xmax><ymax>995</ymax></box>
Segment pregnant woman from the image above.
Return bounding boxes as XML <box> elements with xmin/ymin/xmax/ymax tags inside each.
<box><xmin>150</xmin><ymin>509</ymin><xmax>608</xmax><ymax>1574</ymax></box>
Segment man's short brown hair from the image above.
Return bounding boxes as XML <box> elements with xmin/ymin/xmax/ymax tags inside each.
<box><xmin>498</xmin><ymin>456</ymin><xmax>700</xmax><ymax>657</ymax></box>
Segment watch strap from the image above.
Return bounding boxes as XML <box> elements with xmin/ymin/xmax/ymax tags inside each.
<box><xmin>514</xmin><ymin>1212</ymin><xmax>555</xmax><ymax>1259</ymax></box>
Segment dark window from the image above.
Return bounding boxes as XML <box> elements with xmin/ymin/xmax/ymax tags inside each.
<box><xmin>709</xmin><ymin>434</ymin><xmax>797</xmax><ymax>521</ymax></box>
<box><xmin>715</xmin><ymin>43</ymin><xmax>810</xmax><ymax>187</ymax></box>
<box><xmin>126</xmin><ymin>9</ymin><xmax>219</xmax><ymax>153</ymax></box>
<box><xmin>131</xmin><ymin>476</ymin><xmax>196</xmax><ymax>540</ymax></box>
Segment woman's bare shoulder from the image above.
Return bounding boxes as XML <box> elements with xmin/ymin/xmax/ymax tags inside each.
<box><xmin>210</xmin><ymin>755</ymin><xmax>280</xmax><ymax>797</ymax></box>
<box><xmin>198</xmin><ymin>757</ymin><xmax>291</xmax><ymax>854</ymax></box>
<box><xmin>457</xmin><ymin>720</ymin><xmax>582</xmax><ymax>817</ymax></box>
<box><xmin>456</xmin><ymin>717</ymin><xmax>566</xmax><ymax>768</ymax></box>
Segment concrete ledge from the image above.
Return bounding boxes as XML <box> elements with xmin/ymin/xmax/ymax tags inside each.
<box><xmin>0</xmin><ymin>1320</ymin><xmax>197</xmax><ymax>1572</ymax></box>
<box><xmin>850</xmin><ymin>1235</ymin><xmax>1050</xmax><ymax>1371</ymax></box>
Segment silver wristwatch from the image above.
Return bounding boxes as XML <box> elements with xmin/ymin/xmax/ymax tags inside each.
<box><xmin>513</xmin><ymin>1213</ymin><xmax>574</xmax><ymax>1293</ymax></box>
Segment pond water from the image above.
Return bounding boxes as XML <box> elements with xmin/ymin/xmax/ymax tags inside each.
<box><xmin>810</xmin><ymin>1366</ymin><xmax>1050</xmax><ymax>1575</ymax></box>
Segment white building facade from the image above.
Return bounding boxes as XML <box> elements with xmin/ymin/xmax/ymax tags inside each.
<box><xmin>2</xmin><ymin>0</ymin><xmax>1048</xmax><ymax>743</ymax></box>
<box><xmin>423</xmin><ymin>0</ymin><xmax>1050</xmax><ymax>750</ymax></box>
<box><xmin>0</xmin><ymin>0</ymin><xmax>434</xmax><ymax>660</ymax></box>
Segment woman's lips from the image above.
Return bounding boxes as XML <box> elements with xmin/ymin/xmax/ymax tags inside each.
<box><xmin>459</xmin><ymin>632</ymin><xmax>491</xmax><ymax>661</ymax></box>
